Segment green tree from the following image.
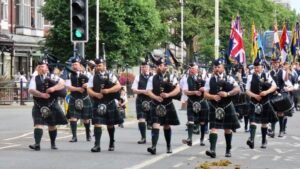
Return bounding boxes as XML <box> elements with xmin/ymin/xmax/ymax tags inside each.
<box><xmin>156</xmin><ymin>0</ymin><xmax>298</xmax><ymax>64</ymax></box>
<box><xmin>41</xmin><ymin>0</ymin><xmax>167</xmax><ymax>66</ymax></box>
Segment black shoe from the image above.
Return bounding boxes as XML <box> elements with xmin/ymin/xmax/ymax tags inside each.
<box><xmin>246</xmin><ymin>139</ymin><xmax>254</xmax><ymax>149</ymax></box>
<box><xmin>69</xmin><ymin>137</ymin><xmax>77</xmax><ymax>143</ymax></box>
<box><xmin>91</xmin><ymin>145</ymin><xmax>101</xmax><ymax>152</ymax></box>
<box><xmin>267</xmin><ymin>129</ymin><xmax>275</xmax><ymax>138</ymax></box>
<box><xmin>225</xmin><ymin>150</ymin><xmax>231</xmax><ymax>157</ymax></box>
<box><xmin>205</xmin><ymin>150</ymin><xmax>216</xmax><ymax>158</ymax></box>
<box><xmin>166</xmin><ymin>146</ymin><xmax>172</xmax><ymax>154</ymax></box>
<box><xmin>278</xmin><ymin>132</ymin><xmax>284</xmax><ymax>137</ymax></box>
<box><xmin>137</xmin><ymin>138</ymin><xmax>146</xmax><ymax>144</ymax></box>
<box><xmin>200</xmin><ymin>140</ymin><xmax>205</xmax><ymax>146</ymax></box>
<box><xmin>260</xmin><ymin>141</ymin><xmax>267</xmax><ymax>149</ymax></box>
<box><xmin>182</xmin><ymin>139</ymin><xmax>192</xmax><ymax>146</ymax></box>
<box><xmin>147</xmin><ymin>147</ymin><xmax>156</xmax><ymax>155</ymax></box>
<box><xmin>29</xmin><ymin>144</ymin><xmax>40</xmax><ymax>151</ymax></box>
<box><xmin>108</xmin><ymin>141</ymin><xmax>115</xmax><ymax>151</ymax></box>
<box><xmin>86</xmin><ymin>135</ymin><xmax>91</xmax><ymax>142</ymax></box>
<box><xmin>51</xmin><ymin>144</ymin><xmax>58</xmax><ymax>150</ymax></box>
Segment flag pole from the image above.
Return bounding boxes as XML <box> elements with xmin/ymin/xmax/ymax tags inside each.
<box><xmin>214</xmin><ymin>0</ymin><xmax>220</xmax><ymax>60</ymax></box>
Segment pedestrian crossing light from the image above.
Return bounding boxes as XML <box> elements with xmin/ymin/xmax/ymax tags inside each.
<box><xmin>70</xmin><ymin>0</ymin><xmax>89</xmax><ymax>42</ymax></box>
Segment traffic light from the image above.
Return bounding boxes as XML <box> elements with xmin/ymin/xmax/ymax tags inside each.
<box><xmin>70</xmin><ymin>0</ymin><xmax>89</xmax><ymax>42</ymax></box>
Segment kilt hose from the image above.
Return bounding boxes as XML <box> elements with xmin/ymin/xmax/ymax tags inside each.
<box><xmin>187</xmin><ymin>99</ymin><xmax>209</xmax><ymax>123</ymax></box>
<box><xmin>67</xmin><ymin>96</ymin><xmax>93</xmax><ymax>120</ymax></box>
<box><xmin>208</xmin><ymin>102</ymin><xmax>240</xmax><ymax>130</ymax></box>
<box><xmin>92</xmin><ymin>99</ymin><xmax>124</xmax><ymax>125</ymax></box>
<box><xmin>150</xmin><ymin>101</ymin><xmax>180</xmax><ymax>126</ymax></box>
<box><xmin>32</xmin><ymin>100</ymin><xmax>68</xmax><ymax>126</ymax></box>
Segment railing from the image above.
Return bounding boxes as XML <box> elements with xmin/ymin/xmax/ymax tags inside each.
<box><xmin>0</xmin><ymin>80</ymin><xmax>32</xmax><ymax>105</ymax></box>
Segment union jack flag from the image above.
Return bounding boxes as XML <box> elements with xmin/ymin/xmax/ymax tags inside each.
<box><xmin>229</xmin><ymin>16</ymin><xmax>245</xmax><ymax>64</ymax></box>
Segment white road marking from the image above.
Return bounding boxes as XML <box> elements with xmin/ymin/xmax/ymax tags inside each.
<box><xmin>173</xmin><ymin>163</ymin><xmax>184</xmax><ymax>168</ymax></box>
<box><xmin>291</xmin><ymin>136</ymin><xmax>300</xmax><ymax>141</ymax></box>
<box><xmin>3</xmin><ymin>132</ymin><xmax>33</xmax><ymax>141</ymax></box>
<box><xmin>0</xmin><ymin>144</ymin><xmax>21</xmax><ymax>150</ymax></box>
<box><xmin>198</xmin><ymin>150</ymin><xmax>205</xmax><ymax>155</ymax></box>
<box><xmin>272</xmin><ymin>155</ymin><xmax>281</xmax><ymax>161</ymax></box>
<box><xmin>251</xmin><ymin>155</ymin><xmax>260</xmax><ymax>160</ymax></box>
<box><xmin>274</xmin><ymin>148</ymin><xmax>294</xmax><ymax>154</ymax></box>
<box><xmin>188</xmin><ymin>156</ymin><xmax>196</xmax><ymax>161</ymax></box>
<box><xmin>125</xmin><ymin>139</ymin><xmax>201</xmax><ymax>169</ymax></box>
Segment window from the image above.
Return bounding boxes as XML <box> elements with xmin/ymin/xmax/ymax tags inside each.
<box><xmin>1</xmin><ymin>0</ymin><xmax>8</xmax><ymax>21</ymax></box>
<box><xmin>36</xmin><ymin>0</ymin><xmax>44</xmax><ymax>29</ymax></box>
<box><xmin>24</xmin><ymin>0</ymin><xmax>31</xmax><ymax>27</ymax></box>
<box><xmin>31</xmin><ymin>0</ymin><xmax>35</xmax><ymax>28</ymax></box>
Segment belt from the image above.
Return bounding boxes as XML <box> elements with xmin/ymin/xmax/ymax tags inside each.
<box><xmin>209</xmin><ymin>101</ymin><xmax>233</xmax><ymax>110</ymax></box>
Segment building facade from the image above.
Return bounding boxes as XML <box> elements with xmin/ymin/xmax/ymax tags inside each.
<box><xmin>0</xmin><ymin>0</ymin><xmax>47</xmax><ymax>79</ymax></box>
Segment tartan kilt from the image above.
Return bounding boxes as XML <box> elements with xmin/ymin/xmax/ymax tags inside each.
<box><xmin>187</xmin><ymin>99</ymin><xmax>209</xmax><ymax>123</ymax></box>
<box><xmin>249</xmin><ymin>101</ymin><xmax>278</xmax><ymax>124</ymax></box>
<box><xmin>208</xmin><ymin>102</ymin><xmax>240</xmax><ymax>130</ymax></box>
<box><xmin>67</xmin><ymin>96</ymin><xmax>92</xmax><ymax>120</ymax></box>
<box><xmin>32</xmin><ymin>101</ymin><xmax>68</xmax><ymax>126</ymax></box>
<box><xmin>92</xmin><ymin>100</ymin><xmax>123</xmax><ymax>125</ymax></box>
<box><xmin>235</xmin><ymin>104</ymin><xmax>250</xmax><ymax>118</ymax></box>
<box><xmin>135</xmin><ymin>99</ymin><xmax>151</xmax><ymax>120</ymax></box>
<box><xmin>150</xmin><ymin>101</ymin><xmax>180</xmax><ymax>126</ymax></box>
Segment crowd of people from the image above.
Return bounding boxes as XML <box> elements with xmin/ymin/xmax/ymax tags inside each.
<box><xmin>27</xmin><ymin>55</ymin><xmax>299</xmax><ymax>159</ymax></box>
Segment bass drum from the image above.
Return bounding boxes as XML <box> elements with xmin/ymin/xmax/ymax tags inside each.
<box><xmin>270</xmin><ymin>92</ymin><xmax>294</xmax><ymax>114</ymax></box>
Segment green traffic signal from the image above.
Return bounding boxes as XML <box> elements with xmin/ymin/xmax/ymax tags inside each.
<box><xmin>75</xmin><ymin>29</ymin><xmax>83</xmax><ymax>38</ymax></box>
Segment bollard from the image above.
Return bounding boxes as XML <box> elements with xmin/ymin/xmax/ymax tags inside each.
<box><xmin>20</xmin><ymin>79</ymin><xmax>25</xmax><ymax>105</ymax></box>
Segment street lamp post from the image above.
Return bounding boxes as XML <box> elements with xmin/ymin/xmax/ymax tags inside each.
<box><xmin>214</xmin><ymin>0</ymin><xmax>220</xmax><ymax>59</ymax></box>
<box><xmin>180</xmin><ymin>0</ymin><xmax>184</xmax><ymax>64</ymax></box>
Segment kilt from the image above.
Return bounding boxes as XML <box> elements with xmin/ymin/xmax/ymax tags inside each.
<box><xmin>249</xmin><ymin>101</ymin><xmax>278</xmax><ymax>124</ymax></box>
<box><xmin>150</xmin><ymin>101</ymin><xmax>180</xmax><ymax>126</ymax></box>
<box><xmin>67</xmin><ymin>96</ymin><xmax>93</xmax><ymax>120</ymax></box>
<box><xmin>233</xmin><ymin>93</ymin><xmax>250</xmax><ymax>117</ymax></box>
<box><xmin>32</xmin><ymin>100</ymin><xmax>68</xmax><ymax>126</ymax></box>
<box><xmin>92</xmin><ymin>99</ymin><xmax>123</xmax><ymax>125</ymax></box>
<box><xmin>187</xmin><ymin>99</ymin><xmax>209</xmax><ymax>123</ymax></box>
<box><xmin>136</xmin><ymin>99</ymin><xmax>151</xmax><ymax>120</ymax></box>
<box><xmin>208</xmin><ymin>102</ymin><xmax>240</xmax><ymax>130</ymax></box>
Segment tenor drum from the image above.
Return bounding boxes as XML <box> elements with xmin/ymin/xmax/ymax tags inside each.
<box><xmin>270</xmin><ymin>93</ymin><xmax>294</xmax><ymax>113</ymax></box>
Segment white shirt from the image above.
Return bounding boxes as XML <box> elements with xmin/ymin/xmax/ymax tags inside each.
<box><xmin>245</xmin><ymin>72</ymin><xmax>276</xmax><ymax>91</ymax></box>
<box><xmin>204</xmin><ymin>73</ymin><xmax>238</xmax><ymax>92</ymax></box>
<box><xmin>146</xmin><ymin>74</ymin><xmax>178</xmax><ymax>91</ymax></box>
<box><xmin>87</xmin><ymin>72</ymin><xmax>117</xmax><ymax>88</ymax></box>
<box><xmin>131</xmin><ymin>74</ymin><xmax>151</xmax><ymax>90</ymax></box>
<box><xmin>28</xmin><ymin>74</ymin><xmax>62</xmax><ymax>90</ymax></box>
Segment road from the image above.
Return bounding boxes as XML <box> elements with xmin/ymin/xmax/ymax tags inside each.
<box><xmin>1</xmin><ymin>99</ymin><xmax>300</xmax><ymax>169</ymax></box>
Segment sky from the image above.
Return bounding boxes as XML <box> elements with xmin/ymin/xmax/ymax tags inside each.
<box><xmin>289</xmin><ymin>0</ymin><xmax>300</xmax><ymax>14</ymax></box>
